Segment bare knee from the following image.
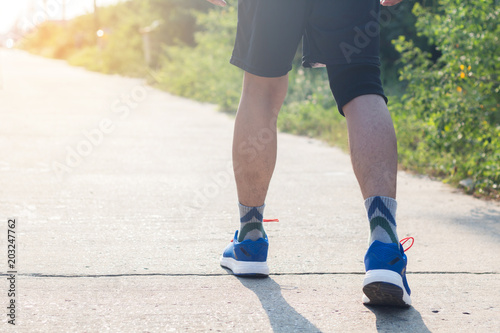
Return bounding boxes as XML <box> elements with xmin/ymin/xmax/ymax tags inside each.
<box><xmin>343</xmin><ymin>94</ymin><xmax>388</xmax><ymax>117</ymax></box>
<box><xmin>242</xmin><ymin>72</ymin><xmax>288</xmax><ymax>111</ymax></box>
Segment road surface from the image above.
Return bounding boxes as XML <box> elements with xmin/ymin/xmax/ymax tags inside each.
<box><xmin>0</xmin><ymin>49</ymin><xmax>499</xmax><ymax>332</ymax></box>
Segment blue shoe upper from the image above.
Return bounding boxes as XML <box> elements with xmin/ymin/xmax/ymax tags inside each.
<box><xmin>364</xmin><ymin>240</ymin><xmax>411</xmax><ymax>295</ymax></box>
<box><xmin>222</xmin><ymin>231</ymin><xmax>268</xmax><ymax>262</ymax></box>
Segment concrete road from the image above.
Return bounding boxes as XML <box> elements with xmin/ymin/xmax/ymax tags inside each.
<box><xmin>0</xmin><ymin>49</ymin><xmax>499</xmax><ymax>332</ymax></box>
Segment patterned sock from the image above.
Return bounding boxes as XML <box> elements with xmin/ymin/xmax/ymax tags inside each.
<box><xmin>365</xmin><ymin>196</ymin><xmax>399</xmax><ymax>245</ymax></box>
<box><xmin>238</xmin><ymin>203</ymin><xmax>266</xmax><ymax>242</ymax></box>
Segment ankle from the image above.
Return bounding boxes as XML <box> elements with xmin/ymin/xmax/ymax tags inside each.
<box><xmin>365</xmin><ymin>196</ymin><xmax>399</xmax><ymax>244</ymax></box>
<box><xmin>238</xmin><ymin>203</ymin><xmax>266</xmax><ymax>241</ymax></box>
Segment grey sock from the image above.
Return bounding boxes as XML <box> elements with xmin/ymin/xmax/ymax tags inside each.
<box><xmin>365</xmin><ymin>196</ymin><xmax>399</xmax><ymax>245</ymax></box>
<box><xmin>238</xmin><ymin>203</ymin><xmax>266</xmax><ymax>242</ymax></box>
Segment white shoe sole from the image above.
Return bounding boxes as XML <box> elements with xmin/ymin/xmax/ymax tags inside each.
<box><xmin>362</xmin><ymin>269</ymin><xmax>411</xmax><ymax>307</ymax></box>
<box><xmin>220</xmin><ymin>256</ymin><xmax>269</xmax><ymax>276</ymax></box>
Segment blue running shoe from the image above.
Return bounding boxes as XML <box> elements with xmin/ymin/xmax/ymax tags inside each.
<box><xmin>362</xmin><ymin>238</ymin><xmax>413</xmax><ymax>307</ymax></box>
<box><xmin>220</xmin><ymin>230</ymin><xmax>269</xmax><ymax>276</ymax></box>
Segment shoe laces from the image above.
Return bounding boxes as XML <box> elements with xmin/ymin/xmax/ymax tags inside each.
<box><xmin>400</xmin><ymin>237</ymin><xmax>414</xmax><ymax>252</ymax></box>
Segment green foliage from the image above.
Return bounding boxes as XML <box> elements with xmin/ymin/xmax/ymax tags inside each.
<box><xmin>20</xmin><ymin>0</ymin><xmax>208</xmax><ymax>76</ymax></box>
<box><xmin>279</xmin><ymin>67</ymin><xmax>348</xmax><ymax>149</ymax></box>
<box><xmin>379</xmin><ymin>0</ymin><xmax>440</xmax><ymax>94</ymax></box>
<box><xmin>156</xmin><ymin>7</ymin><xmax>242</xmax><ymax>112</ymax></box>
<box><xmin>149</xmin><ymin>0</ymin><xmax>211</xmax><ymax>46</ymax></box>
<box><xmin>392</xmin><ymin>0</ymin><xmax>499</xmax><ymax>197</ymax></box>
<box><xmin>68</xmin><ymin>1</ymin><xmax>153</xmax><ymax>76</ymax></box>
<box><xmin>144</xmin><ymin>0</ymin><xmax>212</xmax><ymax>67</ymax></box>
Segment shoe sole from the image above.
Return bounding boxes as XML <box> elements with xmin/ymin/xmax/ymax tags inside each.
<box><xmin>220</xmin><ymin>256</ymin><xmax>269</xmax><ymax>277</ymax></box>
<box><xmin>362</xmin><ymin>269</ymin><xmax>411</xmax><ymax>307</ymax></box>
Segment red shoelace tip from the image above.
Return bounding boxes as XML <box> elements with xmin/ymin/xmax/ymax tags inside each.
<box><xmin>400</xmin><ymin>237</ymin><xmax>414</xmax><ymax>252</ymax></box>
<box><xmin>230</xmin><ymin>219</ymin><xmax>279</xmax><ymax>241</ymax></box>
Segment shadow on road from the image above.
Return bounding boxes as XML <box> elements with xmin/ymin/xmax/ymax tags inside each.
<box><xmin>365</xmin><ymin>305</ymin><xmax>431</xmax><ymax>333</ymax></box>
<box><xmin>456</xmin><ymin>207</ymin><xmax>500</xmax><ymax>239</ymax></box>
<box><xmin>237</xmin><ymin>276</ymin><xmax>321</xmax><ymax>333</ymax></box>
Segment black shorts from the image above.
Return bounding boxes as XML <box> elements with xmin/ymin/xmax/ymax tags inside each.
<box><xmin>230</xmin><ymin>0</ymin><xmax>388</xmax><ymax>115</ymax></box>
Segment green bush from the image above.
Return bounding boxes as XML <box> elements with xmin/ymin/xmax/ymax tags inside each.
<box><xmin>156</xmin><ymin>7</ymin><xmax>242</xmax><ymax>111</ymax></box>
<box><xmin>67</xmin><ymin>1</ymin><xmax>153</xmax><ymax>76</ymax></box>
<box><xmin>392</xmin><ymin>0</ymin><xmax>499</xmax><ymax>197</ymax></box>
<box><xmin>279</xmin><ymin>67</ymin><xmax>348</xmax><ymax>149</ymax></box>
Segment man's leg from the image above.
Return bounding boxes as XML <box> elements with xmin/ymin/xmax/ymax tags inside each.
<box><xmin>343</xmin><ymin>94</ymin><xmax>400</xmax><ymax>245</ymax></box>
<box><xmin>219</xmin><ymin>72</ymin><xmax>287</xmax><ymax>276</ymax></box>
<box><xmin>343</xmin><ymin>94</ymin><xmax>397</xmax><ymax>200</ymax></box>
<box><xmin>233</xmin><ymin>72</ymin><xmax>288</xmax><ymax>206</ymax></box>
<box><xmin>232</xmin><ymin>72</ymin><xmax>288</xmax><ymax>241</ymax></box>
<box><xmin>220</xmin><ymin>0</ymin><xmax>307</xmax><ymax>276</ymax></box>
<box><xmin>343</xmin><ymin>94</ymin><xmax>411</xmax><ymax>307</ymax></box>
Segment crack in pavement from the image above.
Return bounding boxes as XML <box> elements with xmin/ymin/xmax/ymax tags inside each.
<box><xmin>0</xmin><ymin>271</ymin><xmax>497</xmax><ymax>278</ymax></box>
